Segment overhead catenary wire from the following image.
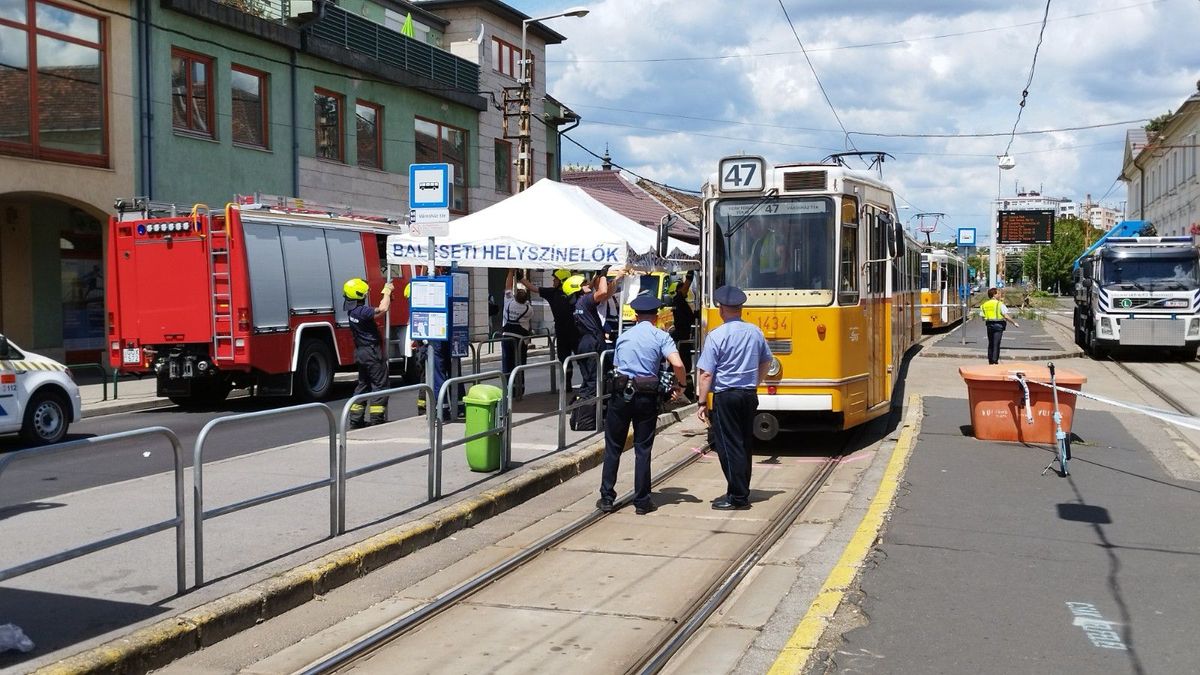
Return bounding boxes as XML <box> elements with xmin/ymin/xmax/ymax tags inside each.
<box><xmin>777</xmin><ymin>0</ymin><xmax>857</xmax><ymax>152</ymax></box>
<box><xmin>1002</xmin><ymin>0</ymin><xmax>1054</xmax><ymax>157</ymax></box>
<box><xmin>547</xmin><ymin>0</ymin><xmax>1168</xmax><ymax>63</ymax></box>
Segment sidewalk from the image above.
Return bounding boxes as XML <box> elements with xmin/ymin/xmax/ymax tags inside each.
<box><xmin>72</xmin><ymin>342</ymin><xmax>551</xmax><ymax>418</ymax></box>
<box><xmin>1</xmin><ymin>380</ymin><xmax>691</xmax><ymax>672</ymax></box>
<box><xmin>919</xmin><ymin>313</ymin><xmax>1084</xmax><ymax>361</ymax></box>
<box><xmin>823</xmin><ymin>395</ymin><xmax>1200</xmax><ymax>673</ymax></box>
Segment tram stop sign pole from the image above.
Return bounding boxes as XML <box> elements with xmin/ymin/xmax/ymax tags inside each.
<box><xmin>957</xmin><ymin>227</ymin><xmax>977</xmax><ymax>346</ymax></box>
<box><xmin>409</xmin><ymin>163</ymin><xmax>453</xmax><ymax>416</ymax></box>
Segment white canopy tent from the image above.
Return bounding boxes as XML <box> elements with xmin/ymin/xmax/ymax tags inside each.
<box><xmin>386</xmin><ymin>178</ymin><xmax>697</xmax><ymax>270</ymax></box>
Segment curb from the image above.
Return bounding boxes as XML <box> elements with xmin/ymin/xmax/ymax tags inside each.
<box><xmin>36</xmin><ymin>403</ymin><xmax>697</xmax><ymax>675</ymax></box>
<box><xmin>919</xmin><ymin>349</ymin><xmax>1086</xmax><ymax>361</ymax></box>
<box><xmin>80</xmin><ymin>399</ymin><xmax>172</xmax><ymax>419</ymax></box>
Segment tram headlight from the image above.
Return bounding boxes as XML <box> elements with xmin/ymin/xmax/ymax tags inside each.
<box><xmin>766</xmin><ymin>357</ymin><xmax>782</xmax><ymax>378</ymax></box>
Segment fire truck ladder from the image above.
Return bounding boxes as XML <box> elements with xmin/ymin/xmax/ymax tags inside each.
<box><xmin>208</xmin><ymin>213</ymin><xmax>235</xmax><ymax>362</ymax></box>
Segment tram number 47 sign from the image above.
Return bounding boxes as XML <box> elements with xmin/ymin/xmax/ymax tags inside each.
<box><xmin>719</xmin><ymin>156</ymin><xmax>765</xmax><ymax>192</ymax></box>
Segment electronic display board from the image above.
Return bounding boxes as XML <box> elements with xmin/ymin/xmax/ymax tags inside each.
<box><xmin>997</xmin><ymin>210</ymin><xmax>1055</xmax><ymax>245</ymax></box>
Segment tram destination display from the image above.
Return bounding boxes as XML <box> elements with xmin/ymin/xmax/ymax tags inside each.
<box><xmin>997</xmin><ymin>209</ymin><xmax>1055</xmax><ymax>245</ymax></box>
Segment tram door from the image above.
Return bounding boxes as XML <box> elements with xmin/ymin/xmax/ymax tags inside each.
<box><xmin>866</xmin><ymin>207</ymin><xmax>888</xmax><ymax>408</ymax></box>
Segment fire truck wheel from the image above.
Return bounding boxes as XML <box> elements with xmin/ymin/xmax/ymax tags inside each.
<box><xmin>295</xmin><ymin>338</ymin><xmax>335</xmax><ymax>401</ymax></box>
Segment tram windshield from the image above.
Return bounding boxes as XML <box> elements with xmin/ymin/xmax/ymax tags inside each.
<box><xmin>712</xmin><ymin>197</ymin><xmax>835</xmax><ymax>298</ymax></box>
<box><xmin>1102</xmin><ymin>256</ymin><xmax>1200</xmax><ymax>290</ymax></box>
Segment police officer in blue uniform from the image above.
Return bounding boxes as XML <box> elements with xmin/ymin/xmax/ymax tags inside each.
<box><xmin>344</xmin><ymin>277</ymin><xmax>394</xmax><ymax>428</ymax></box>
<box><xmin>696</xmin><ymin>285</ymin><xmax>772</xmax><ymax>510</ymax></box>
<box><xmin>597</xmin><ymin>293</ymin><xmax>688</xmax><ymax>515</ymax></box>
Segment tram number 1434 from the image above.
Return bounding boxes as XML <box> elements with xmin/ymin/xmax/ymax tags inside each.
<box><xmin>756</xmin><ymin>315</ymin><xmax>789</xmax><ymax>332</ymax></box>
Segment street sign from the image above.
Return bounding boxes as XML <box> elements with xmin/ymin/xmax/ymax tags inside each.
<box><xmin>408</xmin><ymin>208</ymin><xmax>450</xmax><ymax>237</ymax></box>
<box><xmin>409</xmin><ymin>163</ymin><xmax>452</xmax><ymax>209</ymax></box>
<box><xmin>957</xmin><ymin>227</ymin><xmax>976</xmax><ymax>246</ymax></box>
<box><xmin>409</xmin><ymin>276</ymin><xmax>450</xmax><ymax>342</ymax></box>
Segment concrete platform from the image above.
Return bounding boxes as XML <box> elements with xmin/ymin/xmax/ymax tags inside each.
<box><xmin>921</xmin><ymin>315</ymin><xmax>1084</xmax><ymax>361</ymax></box>
<box><xmin>816</xmin><ymin>396</ymin><xmax>1200</xmax><ymax>673</ymax></box>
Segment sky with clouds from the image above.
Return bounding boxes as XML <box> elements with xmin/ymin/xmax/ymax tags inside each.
<box><xmin>513</xmin><ymin>0</ymin><xmax>1200</xmax><ymax>242</ymax></box>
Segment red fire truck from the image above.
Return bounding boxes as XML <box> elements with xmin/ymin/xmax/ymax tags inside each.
<box><xmin>105</xmin><ymin>194</ymin><xmax>411</xmax><ymax>407</ymax></box>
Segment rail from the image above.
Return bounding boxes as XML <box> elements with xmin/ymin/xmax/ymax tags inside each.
<box><xmin>193</xmin><ymin>403</ymin><xmax>337</xmax><ymax>586</ymax></box>
<box><xmin>433</xmin><ymin>371</ymin><xmax>509</xmax><ymax>498</ymax></box>
<box><xmin>0</xmin><ymin>428</ymin><xmax>186</xmax><ymax>593</ymax></box>
<box><xmin>336</xmin><ymin>384</ymin><xmax>434</xmax><ymax>534</ymax></box>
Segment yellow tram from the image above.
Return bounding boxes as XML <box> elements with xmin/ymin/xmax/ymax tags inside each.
<box><xmin>699</xmin><ymin>155</ymin><xmax>921</xmax><ymax>438</ymax></box>
<box><xmin>920</xmin><ymin>249</ymin><xmax>967</xmax><ymax>331</ymax></box>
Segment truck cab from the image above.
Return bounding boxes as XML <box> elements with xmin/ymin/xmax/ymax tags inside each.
<box><xmin>0</xmin><ymin>334</ymin><xmax>82</xmax><ymax>445</ymax></box>
<box><xmin>1073</xmin><ymin>236</ymin><xmax>1200</xmax><ymax>359</ymax></box>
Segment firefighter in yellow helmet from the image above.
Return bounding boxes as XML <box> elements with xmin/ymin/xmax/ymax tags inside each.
<box><xmin>344</xmin><ymin>277</ymin><xmax>393</xmax><ymax>428</ymax></box>
<box><xmin>537</xmin><ymin>269</ymin><xmax>580</xmax><ymax>388</ymax></box>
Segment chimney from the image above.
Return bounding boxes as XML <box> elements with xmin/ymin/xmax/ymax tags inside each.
<box><xmin>602</xmin><ymin>144</ymin><xmax>612</xmax><ymax>171</ymax></box>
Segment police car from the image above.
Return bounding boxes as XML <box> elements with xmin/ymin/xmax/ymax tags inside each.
<box><xmin>0</xmin><ymin>334</ymin><xmax>82</xmax><ymax>446</ymax></box>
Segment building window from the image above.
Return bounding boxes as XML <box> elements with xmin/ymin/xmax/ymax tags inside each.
<box><xmin>356</xmin><ymin>100</ymin><xmax>382</xmax><ymax>170</ymax></box>
<box><xmin>314</xmin><ymin>88</ymin><xmax>344</xmax><ymax>162</ymax></box>
<box><xmin>492</xmin><ymin>37</ymin><xmax>532</xmax><ymax>84</ymax></box>
<box><xmin>415</xmin><ymin>117</ymin><xmax>468</xmax><ymax>212</ymax></box>
<box><xmin>172</xmin><ymin>48</ymin><xmax>214</xmax><ymax>137</ymax></box>
<box><xmin>494</xmin><ymin>139</ymin><xmax>512</xmax><ymax>194</ymax></box>
<box><xmin>0</xmin><ymin>0</ymin><xmax>108</xmax><ymax>165</ymax></box>
<box><xmin>231</xmin><ymin>65</ymin><xmax>268</xmax><ymax>148</ymax></box>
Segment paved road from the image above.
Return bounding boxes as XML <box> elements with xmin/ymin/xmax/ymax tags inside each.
<box><xmin>0</xmin><ymin>368</ymin><xmax>565</xmax><ymax>506</ymax></box>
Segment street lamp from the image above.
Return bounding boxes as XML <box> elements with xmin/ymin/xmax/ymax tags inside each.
<box><xmin>989</xmin><ymin>155</ymin><xmax>1016</xmax><ymax>287</ymax></box>
<box><xmin>517</xmin><ymin>6</ymin><xmax>589</xmax><ymax>192</ymax></box>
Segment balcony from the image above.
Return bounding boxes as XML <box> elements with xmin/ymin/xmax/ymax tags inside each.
<box><xmin>309</xmin><ymin>5</ymin><xmax>480</xmax><ymax>94</ymax></box>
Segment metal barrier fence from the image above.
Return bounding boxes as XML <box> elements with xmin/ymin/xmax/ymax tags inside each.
<box><xmin>336</xmin><ymin>384</ymin><xmax>433</xmax><ymax>534</ymax></box>
<box><xmin>433</xmin><ymin>371</ymin><xmax>509</xmax><ymax>498</ymax></box>
<box><xmin>193</xmin><ymin>403</ymin><xmax>337</xmax><ymax>586</ymax></box>
<box><xmin>66</xmin><ymin>362</ymin><xmax>110</xmax><ymax>401</ymax></box>
<box><xmin>505</xmin><ymin>360</ymin><xmax>568</xmax><ymax>466</ymax></box>
<box><xmin>0</xmin><ymin>427</ymin><xmax>186</xmax><ymax>593</ymax></box>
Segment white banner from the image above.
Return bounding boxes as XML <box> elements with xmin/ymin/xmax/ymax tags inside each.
<box><xmin>387</xmin><ymin>236</ymin><xmax>626</xmax><ymax>270</ymax></box>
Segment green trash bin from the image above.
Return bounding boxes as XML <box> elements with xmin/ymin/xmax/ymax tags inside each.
<box><xmin>463</xmin><ymin>384</ymin><xmax>504</xmax><ymax>472</ymax></box>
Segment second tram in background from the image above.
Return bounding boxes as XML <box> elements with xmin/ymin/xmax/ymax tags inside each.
<box><xmin>920</xmin><ymin>249</ymin><xmax>966</xmax><ymax>331</ymax></box>
<box><xmin>697</xmin><ymin>154</ymin><xmax>921</xmax><ymax>439</ymax></box>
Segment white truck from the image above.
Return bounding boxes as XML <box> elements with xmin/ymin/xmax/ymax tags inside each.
<box><xmin>0</xmin><ymin>334</ymin><xmax>82</xmax><ymax>445</ymax></box>
<box><xmin>1073</xmin><ymin>225</ymin><xmax>1200</xmax><ymax>359</ymax></box>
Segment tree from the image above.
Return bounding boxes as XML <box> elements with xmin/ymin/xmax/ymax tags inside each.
<box><xmin>1021</xmin><ymin>217</ymin><xmax>1088</xmax><ymax>292</ymax></box>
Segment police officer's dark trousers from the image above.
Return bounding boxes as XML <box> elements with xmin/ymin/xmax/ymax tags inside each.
<box><xmin>986</xmin><ymin>321</ymin><xmax>1005</xmax><ymax>365</ymax></box>
<box><xmin>350</xmin><ymin>344</ymin><xmax>388</xmax><ymax>425</ymax></box>
<box><xmin>599</xmin><ymin>391</ymin><xmax>657</xmax><ymax>507</ymax></box>
<box><xmin>712</xmin><ymin>388</ymin><xmax>757</xmax><ymax>506</ymax></box>
<box><xmin>576</xmin><ymin>332</ymin><xmax>604</xmax><ymax>394</ymax></box>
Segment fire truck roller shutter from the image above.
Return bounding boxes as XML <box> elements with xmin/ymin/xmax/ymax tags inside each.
<box><xmin>325</xmin><ymin>230</ymin><xmax>368</xmax><ymax>326</ymax></box>
<box><xmin>280</xmin><ymin>226</ymin><xmax>335</xmax><ymax>314</ymax></box>
<box><xmin>242</xmin><ymin>222</ymin><xmax>289</xmax><ymax>330</ymax></box>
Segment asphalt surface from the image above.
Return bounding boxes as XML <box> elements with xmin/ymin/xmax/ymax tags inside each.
<box><xmin>824</xmin><ymin>396</ymin><xmax>1200</xmax><ymax>674</ymax></box>
<box><xmin>0</xmin><ymin>368</ymin><xmax>564</xmax><ymax>506</ymax></box>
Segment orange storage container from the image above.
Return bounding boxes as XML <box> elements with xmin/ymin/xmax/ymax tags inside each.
<box><xmin>958</xmin><ymin>363</ymin><xmax>1087</xmax><ymax>443</ymax></box>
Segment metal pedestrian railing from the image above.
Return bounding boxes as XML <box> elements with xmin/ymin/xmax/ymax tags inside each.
<box><xmin>65</xmin><ymin>362</ymin><xmax>111</xmax><ymax>401</ymax></box>
<box><xmin>0</xmin><ymin>428</ymin><xmax>186</xmax><ymax>593</ymax></box>
<box><xmin>336</xmin><ymin>384</ymin><xmax>433</xmax><ymax>534</ymax></box>
<box><xmin>432</xmin><ymin>371</ymin><xmax>509</xmax><ymax>499</ymax></box>
<box><xmin>193</xmin><ymin>403</ymin><xmax>337</xmax><ymax>585</ymax></box>
<box><xmin>505</xmin><ymin>360</ymin><xmax>568</xmax><ymax>466</ymax></box>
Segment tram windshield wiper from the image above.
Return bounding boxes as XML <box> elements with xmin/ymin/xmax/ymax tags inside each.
<box><xmin>722</xmin><ymin>189</ymin><xmax>780</xmax><ymax>238</ymax></box>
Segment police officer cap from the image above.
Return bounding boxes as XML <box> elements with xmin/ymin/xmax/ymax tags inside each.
<box><xmin>713</xmin><ymin>285</ymin><xmax>747</xmax><ymax>306</ymax></box>
<box><xmin>630</xmin><ymin>294</ymin><xmax>661</xmax><ymax>314</ymax></box>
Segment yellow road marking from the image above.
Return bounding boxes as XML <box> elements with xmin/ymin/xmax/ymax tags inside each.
<box><xmin>768</xmin><ymin>394</ymin><xmax>924</xmax><ymax>674</ymax></box>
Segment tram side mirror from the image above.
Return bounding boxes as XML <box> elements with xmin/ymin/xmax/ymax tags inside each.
<box><xmin>656</xmin><ymin>216</ymin><xmax>673</xmax><ymax>258</ymax></box>
<box><xmin>882</xmin><ymin>214</ymin><xmax>897</xmax><ymax>258</ymax></box>
<box><xmin>894</xmin><ymin>221</ymin><xmax>906</xmax><ymax>258</ymax></box>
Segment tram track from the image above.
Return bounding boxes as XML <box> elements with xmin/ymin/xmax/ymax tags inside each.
<box><xmin>297</xmin><ymin>435</ymin><xmax>849</xmax><ymax>674</ymax></box>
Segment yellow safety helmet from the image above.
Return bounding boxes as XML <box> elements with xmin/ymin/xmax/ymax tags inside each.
<box><xmin>668</xmin><ymin>281</ymin><xmax>680</xmax><ymax>296</ymax></box>
<box><xmin>553</xmin><ymin>268</ymin><xmax>572</xmax><ymax>283</ymax></box>
<box><xmin>404</xmin><ymin>283</ymin><xmax>411</xmax><ymax>299</ymax></box>
<box><xmin>343</xmin><ymin>278</ymin><xmax>369</xmax><ymax>300</ymax></box>
<box><xmin>562</xmin><ymin>274</ymin><xmax>585</xmax><ymax>296</ymax></box>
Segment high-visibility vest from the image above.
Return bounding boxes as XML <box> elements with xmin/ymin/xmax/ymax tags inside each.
<box><xmin>980</xmin><ymin>298</ymin><xmax>1004</xmax><ymax>320</ymax></box>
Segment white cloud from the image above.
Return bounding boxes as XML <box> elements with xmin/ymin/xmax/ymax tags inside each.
<box><xmin>522</xmin><ymin>0</ymin><xmax>1200</xmax><ymax>238</ymax></box>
